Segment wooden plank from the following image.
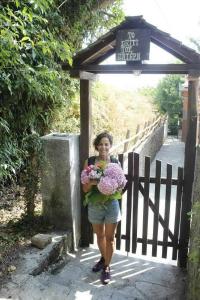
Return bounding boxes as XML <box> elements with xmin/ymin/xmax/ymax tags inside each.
<box><xmin>152</xmin><ymin>160</ymin><xmax>161</xmax><ymax>257</ymax></box>
<box><xmin>125</xmin><ymin>152</ymin><xmax>134</xmax><ymax>252</ymax></box>
<box><xmin>139</xmin><ymin>182</ymin><xmax>176</xmax><ymax>244</ymax></box>
<box><xmin>172</xmin><ymin>167</ymin><xmax>184</xmax><ymax>260</ymax></box>
<box><xmin>178</xmin><ymin>76</ymin><xmax>198</xmax><ymax>268</ymax></box>
<box><xmin>139</xmin><ymin>177</ymin><xmax>179</xmax><ymax>185</ymax></box>
<box><xmin>151</xmin><ymin>31</ymin><xmax>200</xmax><ymax>63</ymax></box>
<box><xmin>72</xmin><ymin>63</ymin><xmax>200</xmax><ymax>75</ymax></box>
<box><xmin>90</xmin><ymin>48</ymin><xmax>115</xmax><ymax>65</ymax></box>
<box><xmin>162</xmin><ymin>164</ymin><xmax>172</xmax><ymax>258</ymax></box>
<box><xmin>73</xmin><ymin>35</ymin><xmax>116</xmax><ymax>65</ymax></box>
<box><xmin>116</xmin><ymin>153</ymin><xmax>124</xmax><ymax>250</ymax></box>
<box><xmin>142</xmin><ymin>156</ymin><xmax>150</xmax><ymax>255</ymax></box>
<box><xmin>132</xmin><ymin>152</ymin><xmax>139</xmax><ymax>253</ymax></box>
<box><xmin>80</xmin><ymin>79</ymin><xmax>92</xmax><ymax>247</ymax></box>
<box><xmin>121</xmin><ymin>235</ymin><xmax>175</xmax><ymax>247</ymax></box>
<box><xmin>138</xmin><ymin>238</ymin><xmax>174</xmax><ymax>248</ymax></box>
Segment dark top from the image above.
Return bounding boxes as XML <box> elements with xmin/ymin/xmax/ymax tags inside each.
<box><xmin>87</xmin><ymin>155</ymin><xmax>119</xmax><ymax>166</ymax></box>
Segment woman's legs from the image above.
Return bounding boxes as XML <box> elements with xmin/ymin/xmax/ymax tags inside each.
<box><xmin>92</xmin><ymin>222</ymin><xmax>118</xmax><ymax>266</ymax></box>
<box><xmin>92</xmin><ymin>223</ymin><xmax>106</xmax><ymax>259</ymax></box>
<box><xmin>92</xmin><ymin>222</ymin><xmax>118</xmax><ymax>284</ymax></box>
<box><xmin>104</xmin><ymin>223</ymin><xmax>118</xmax><ymax>267</ymax></box>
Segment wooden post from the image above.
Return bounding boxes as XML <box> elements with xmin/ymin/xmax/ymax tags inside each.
<box><xmin>123</xmin><ymin>129</ymin><xmax>130</xmax><ymax>152</ymax></box>
<box><xmin>178</xmin><ymin>74</ymin><xmax>199</xmax><ymax>268</ymax></box>
<box><xmin>80</xmin><ymin>79</ymin><xmax>92</xmax><ymax>246</ymax></box>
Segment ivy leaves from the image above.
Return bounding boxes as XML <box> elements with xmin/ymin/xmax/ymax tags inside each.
<box><xmin>0</xmin><ymin>0</ymin><xmax>124</xmax><ymax>186</ymax></box>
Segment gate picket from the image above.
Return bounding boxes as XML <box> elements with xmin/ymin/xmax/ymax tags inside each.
<box><xmin>152</xmin><ymin>160</ymin><xmax>161</xmax><ymax>257</ymax></box>
<box><xmin>162</xmin><ymin>164</ymin><xmax>172</xmax><ymax>258</ymax></box>
<box><xmin>113</xmin><ymin>151</ymin><xmax>183</xmax><ymax>262</ymax></box>
<box><xmin>116</xmin><ymin>153</ymin><xmax>124</xmax><ymax>250</ymax></box>
<box><xmin>132</xmin><ymin>153</ymin><xmax>139</xmax><ymax>253</ymax></box>
<box><xmin>142</xmin><ymin>156</ymin><xmax>150</xmax><ymax>255</ymax></box>
<box><xmin>125</xmin><ymin>152</ymin><xmax>133</xmax><ymax>252</ymax></box>
<box><xmin>172</xmin><ymin>167</ymin><xmax>184</xmax><ymax>260</ymax></box>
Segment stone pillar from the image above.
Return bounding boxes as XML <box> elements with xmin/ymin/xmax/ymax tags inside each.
<box><xmin>41</xmin><ymin>133</ymin><xmax>81</xmax><ymax>250</ymax></box>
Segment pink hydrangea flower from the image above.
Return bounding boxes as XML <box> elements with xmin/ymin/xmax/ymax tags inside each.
<box><xmin>97</xmin><ymin>163</ymin><xmax>127</xmax><ymax>195</ymax></box>
<box><xmin>81</xmin><ymin>170</ymin><xmax>90</xmax><ymax>184</ymax></box>
<box><xmin>104</xmin><ymin>163</ymin><xmax>127</xmax><ymax>188</ymax></box>
<box><xmin>81</xmin><ymin>164</ymin><xmax>103</xmax><ymax>184</ymax></box>
<box><xmin>97</xmin><ymin>176</ymin><xmax>118</xmax><ymax>195</ymax></box>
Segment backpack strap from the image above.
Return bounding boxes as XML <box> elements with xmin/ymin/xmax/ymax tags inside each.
<box><xmin>87</xmin><ymin>156</ymin><xmax>96</xmax><ymax>166</ymax></box>
<box><xmin>87</xmin><ymin>155</ymin><xmax>118</xmax><ymax>165</ymax></box>
<box><xmin>110</xmin><ymin>156</ymin><xmax>119</xmax><ymax>164</ymax></box>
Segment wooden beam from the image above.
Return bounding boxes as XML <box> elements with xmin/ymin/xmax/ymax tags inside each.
<box><xmin>71</xmin><ymin>64</ymin><xmax>200</xmax><ymax>74</ymax></box>
<box><xmin>90</xmin><ymin>47</ymin><xmax>116</xmax><ymax>65</ymax></box>
<box><xmin>79</xmin><ymin>71</ymin><xmax>98</xmax><ymax>80</ymax></box>
<box><xmin>79</xmin><ymin>79</ymin><xmax>92</xmax><ymax>247</ymax></box>
<box><xmin>73</xmin><ymin>34</ymin><xmax>116</xmax><ymax>65</ymax></box>
<box><xmin>178</xmin><ymin>74</ymin><xmax>199</xmax><ymax>268</ymax></box>
<box><xmin>80</xmin><ymin>80</ymin><xmax>92</xmax><ymax>155</ymax></box>
<box><xmin>151</xmin><ymin>31</ymin><xmax>200</xmax><ymax>64</ymax></box>
<box><xmin>70</xmin><ymin>70</ymin><xmax>98</xmax><ymax>80</ymax></box>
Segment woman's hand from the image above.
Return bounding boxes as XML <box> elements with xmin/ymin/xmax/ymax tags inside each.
<box><xmin>82</xmin><ymin>179</ymin><xmax>98</xmax><ymax>193</ymax></box>
<box><xmin>90</xmin><ymin>179</ymin><xmax>98</xmax><ymax>185</ymax></box>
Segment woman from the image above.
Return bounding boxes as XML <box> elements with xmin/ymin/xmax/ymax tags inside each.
<box><xmin>82</xmin><ymin>132</ymin><xmax>121</xmax><ymax>285</ymax></box>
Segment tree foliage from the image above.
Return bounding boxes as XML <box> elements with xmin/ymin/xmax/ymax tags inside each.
<box><xmin>91</xmin><ymin>81</ymin><xmax>156</xmax><ymax>149</ymax></box>
<box><xmin>153</xmin><ymin>75</ymin><xmax>183</xmax><ymax>134</ymax></box>
<box><xmin>0</xmin><ymin>0</ymin><xmax>124</xmax><ymax>215</ymax></box>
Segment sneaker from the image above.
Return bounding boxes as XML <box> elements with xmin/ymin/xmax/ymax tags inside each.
<box><xmin>92</xmin><ymin>257</ymin><xmax>105</xmax><ymax>272</ymax></box>
<box><xmin>101</xmin><ymin>266</ymin><xmax>111</xmax><ymax>284</ymax></box>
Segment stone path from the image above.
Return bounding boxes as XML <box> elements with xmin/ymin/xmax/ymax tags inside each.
<box><xmin>0</xmin><ymin>247</ymin><xmax>186</xmax><ymax>300</ymax></box>
<box><xmin>0</xmin><ymin>138</ymin><xmax>187</xmax><ymax>300</ymax></box>
<box><xmin>150</xmin><ymin>137</ymin><xmax>185</xmax><ymax>177</ymax></box>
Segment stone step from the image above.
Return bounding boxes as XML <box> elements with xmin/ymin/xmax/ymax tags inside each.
<box><xmin>18</xmin><ymin>231</ymin><xmax>73</xmax><ymax>277</ymax></box>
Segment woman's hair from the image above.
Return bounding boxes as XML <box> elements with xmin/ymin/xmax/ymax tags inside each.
<box><xmin>93</xmin><ymin>131</ymin><xmax>113</xmax><ymax>150</ymax></box>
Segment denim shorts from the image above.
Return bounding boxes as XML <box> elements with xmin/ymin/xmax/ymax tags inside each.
<box><xmin>88</xmin><ymin>200</ymin><xmax>121</xmax><ymax>224</ymax></box>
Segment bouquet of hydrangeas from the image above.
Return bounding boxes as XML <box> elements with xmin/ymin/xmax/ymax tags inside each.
<box><xmin>81</xmin><ymin>161</ymin><xmax>106</xmax><ymax>184</ymax></box>
<box><xmin>81</xmin><ymin>161</ymin><xmax>127</xmax><ymax>206</ymax></box>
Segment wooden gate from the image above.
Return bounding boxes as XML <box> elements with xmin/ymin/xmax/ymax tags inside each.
<box><xmin>115</xmin><ymin>152</ymin><xmax>185</xmax><ymax>265</ymax></box>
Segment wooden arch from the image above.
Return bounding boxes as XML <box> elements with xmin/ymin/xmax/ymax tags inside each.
<box><xmin>64</xmin><ymin>16</ymin><xmax>200</xmax><ymax>265</ymax></box>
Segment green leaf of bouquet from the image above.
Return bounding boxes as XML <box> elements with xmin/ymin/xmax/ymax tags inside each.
<box><xmin>83</xmin><ymin>189</ymin><xmax>109</xmax><ymax>206</ymax></box>
<box><xmin>109</xmin><ymin>191</ymin><xmax>122</xmax><ymax>200</ymax></box>
<box><xmin>83</xmin><ymin>189</ymin><xmax>122</xmax><ymax>206</ymax></box>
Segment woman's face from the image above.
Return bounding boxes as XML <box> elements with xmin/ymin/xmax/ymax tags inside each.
<box><xmin>97</xmin><ymin>137</ymin><xmax>111</xmax><ymax>157</ymax></box>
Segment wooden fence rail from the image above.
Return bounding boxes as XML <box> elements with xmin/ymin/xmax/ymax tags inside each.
<box><xmin>110</xmin><ymin>114</ymin><xmax>167</xmax><ymax>155</ymax></box>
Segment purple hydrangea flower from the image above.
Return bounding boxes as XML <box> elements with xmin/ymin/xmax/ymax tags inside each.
<box><xmin>81</xmin><ymin>170</ymin><xmax>90</xmax><ymax>184</ymax></box>
<box><xmin>97</xmin><ymin>176</ymin><xmax>118</xmax><ymax>195</ymax></box>
<box><xmin>97</xmin><ymin>163</ymin><xmax>127</xmax><ymax>195</ymax></box>
<box><xmin>104</xmin><ymin>163</ymin><xmax>127</xmax><ymax>188</ymax></box>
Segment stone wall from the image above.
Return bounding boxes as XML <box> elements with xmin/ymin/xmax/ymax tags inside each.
<box><xmin>135</xmin><ymin>121</ymin><xmax>166</xmax><ymax>175</ymax></box>
<box><xmin>187</xmin><ymin>145</ymin><xmax>200</xmax><ymax>299</ymax></box>
<box><xmin>41</xmin><ymin>134</ymin><xmax>81</xmax><ymax>250</ymax></box>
